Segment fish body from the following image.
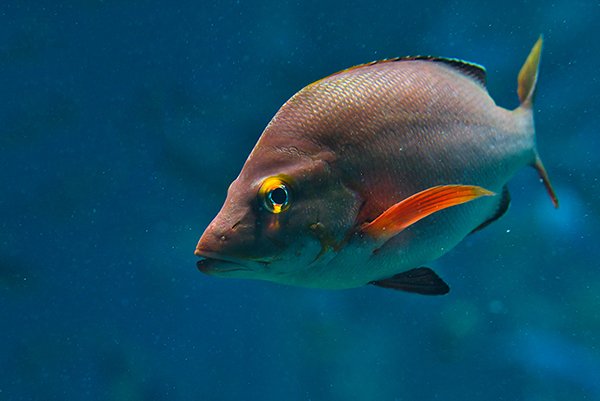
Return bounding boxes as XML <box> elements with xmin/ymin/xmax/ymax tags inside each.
<box><xmin>195</xmin><ymin>38</ymin><xmax>557</xmax><ymax>294</ymax></box>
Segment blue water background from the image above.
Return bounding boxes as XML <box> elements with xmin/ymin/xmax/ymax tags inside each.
<box><xmin>2</xmin><ymin>1</ymin><xmax>599</xmax><ymax>400</ymax></box>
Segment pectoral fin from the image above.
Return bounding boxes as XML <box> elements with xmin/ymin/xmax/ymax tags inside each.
<box><xmin>370</xmin><ymin>267</ymin><xmax>450</xmax><ymax>295</ymax></box>
<box><xmin>361</xmin><ymin>185</ymin><xmax>494</xmax><ymax>241</ymax></box>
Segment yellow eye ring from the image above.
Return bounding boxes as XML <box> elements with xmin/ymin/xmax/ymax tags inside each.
<box><xmin>259</xmin><ymin>176</ymin><xmax>291</xmax><ymax>214</ymax></box>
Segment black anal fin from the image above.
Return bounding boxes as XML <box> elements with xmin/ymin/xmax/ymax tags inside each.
<box><xmin>470</xmin><ymin>185</ymin><xmax>511</xmax><ymax>234</ymax></box>
<box><xmin>370</xmin><ymin>267</ymin><xmax>450</xmax><ymax>295</ymax></box>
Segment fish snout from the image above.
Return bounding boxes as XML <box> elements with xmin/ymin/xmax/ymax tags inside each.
<box><xmin>195</xmin><ymin>219</ymin><xmax>242</xmax><ymax>258</ymax></box>
<box><xmin>195</xmin><ymin>216</ymin><xmax>270</xmax><ymax>276</ymax></box>
<box><xmin>195</xmin><ymin>219</ymin><xmax>244</xmax><ymax>275</ymax></box>
<box><xmin>195</xmin><ymin>205</ymin><xmax>276</xmax><ymax>268</ymax></box>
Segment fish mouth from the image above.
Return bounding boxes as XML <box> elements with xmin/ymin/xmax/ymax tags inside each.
<box><xmin>195</xmin><ymin>249</ymin><xmax>270</xmax><ymax>275</ymax></box>
<box><xmin>196</xmin><ymin>258</ymin><xmax>249</xmax><ymax>274</ymax></box>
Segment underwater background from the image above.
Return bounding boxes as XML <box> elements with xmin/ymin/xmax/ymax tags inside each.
<box><xmin>2</xmin><ymin>1</ymin><xmax>599</xmax><ymax>400</ymax></box>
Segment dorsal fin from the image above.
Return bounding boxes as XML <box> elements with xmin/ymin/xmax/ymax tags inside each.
<box><xmin>314</xmin><ymin>56</ymin><xmax>487</xmax><ymax>87</ymax></box>
<box><xmin>403</xmin><ymin>56</ymin><xmax>487</xmax><ymax>86</ymax></box>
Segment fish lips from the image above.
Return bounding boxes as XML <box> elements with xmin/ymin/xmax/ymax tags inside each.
<box><xmin>195</xmin><ymin>250</ymin><xmax>268</xmax><ymax>276</ymax></box>
<box><xmin>196</xmin><ymin>258</ymin><xmax>249</xmax><ymax>275</ymax></box>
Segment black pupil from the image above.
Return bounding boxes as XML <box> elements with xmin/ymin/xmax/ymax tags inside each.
<box><xmin>269</xmin><ymin>186</ymin><xmax>287</xmax><ymax>205</ymax></box>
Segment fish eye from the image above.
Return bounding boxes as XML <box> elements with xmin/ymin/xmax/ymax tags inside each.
<box><xmin>268</xmin><ymin>186</ymin><xmax>288</xmax><ymax>205</ymax></box>
<box><xmin>259</xmin><ymin>176</ymin><xmax>291</xmax><ymax>214</ymax></box>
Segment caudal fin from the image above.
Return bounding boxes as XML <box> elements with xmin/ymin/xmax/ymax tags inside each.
<box><xmin>518</xmin><ymin>36</ymin><xmax>543</xmax><ymax>108</ymax></box>
<box><xmin>517</xmin><ymin>36</ymin><xmax>559</xmax><ymax>208</ymax></box>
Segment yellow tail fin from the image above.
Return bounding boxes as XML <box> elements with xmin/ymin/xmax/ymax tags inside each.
<box><xmin>518</xmin><ymin>36</ymin><xmax>559</xmax><ymax>208</ymax></box>
<box><xmin>518</xmin><ymin>36</ymin><xmax>543</xmax><ymax>107</ymax></box>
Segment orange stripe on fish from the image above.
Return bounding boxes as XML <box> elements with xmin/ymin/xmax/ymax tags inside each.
<box><xmin>361</xmin><ymin>185</ymin><xmax>495</xmax><ymax>241</ymax></box>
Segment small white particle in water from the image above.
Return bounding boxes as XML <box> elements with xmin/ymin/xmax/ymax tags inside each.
<box><xmin>506</xmin><ymin>229</ymin><xmax>511</xmax><ymax>233</ymax></box>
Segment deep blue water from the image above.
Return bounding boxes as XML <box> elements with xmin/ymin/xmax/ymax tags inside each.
<box><xmin>2</xmin><ymin>1</ymin><xmax>599</xmax><ymax>400</ymax></box>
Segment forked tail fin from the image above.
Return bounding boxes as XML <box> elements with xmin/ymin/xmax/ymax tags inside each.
<box><xmin>518</xmin><ymin>36</ymin><xmax>559</xmax><ymax>208</ymax></box>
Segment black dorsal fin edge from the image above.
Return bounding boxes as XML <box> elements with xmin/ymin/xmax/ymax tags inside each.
<box><xmin>313</xmin><ymin>56</ymin><xmax>487</xmax><ymax>88</ymax></box>
<box><xmin>403</xmin><ymin>56</ymin><xmax>487</xmax><ymax>87</ymax></box>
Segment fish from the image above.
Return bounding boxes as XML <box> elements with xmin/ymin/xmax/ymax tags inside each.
<box><xmin>194</xmin><ymin>37</ymin><xmax>558</xmax><ymax>295</ymax></box>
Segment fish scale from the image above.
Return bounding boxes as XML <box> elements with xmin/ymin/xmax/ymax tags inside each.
<box><xmin>281</xmin><ymin>62</ymin><xmax>519</xmax><ymax>219</ymax></box>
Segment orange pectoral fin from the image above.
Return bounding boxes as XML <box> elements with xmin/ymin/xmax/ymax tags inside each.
<box><xmin>361</xmin><ymin>185</ymin><xmax>495</xmax><ymax>241</ymax></box>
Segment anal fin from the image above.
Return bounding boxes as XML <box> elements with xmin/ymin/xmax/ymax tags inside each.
<box><xmin>370</xmin><ymin>267</ymin><xmax>450</xmax><ymax>295</ymax></box>
<box><xmin>470</xmin><ymin>185</ymin><xmax>511</xmax><ymax>234</ymax></box>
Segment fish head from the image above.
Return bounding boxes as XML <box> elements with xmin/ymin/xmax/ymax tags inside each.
<box><xmin>195</xmin><ymin>142</ymin><xmax>361</xmax><ymax>283</ymax></box>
